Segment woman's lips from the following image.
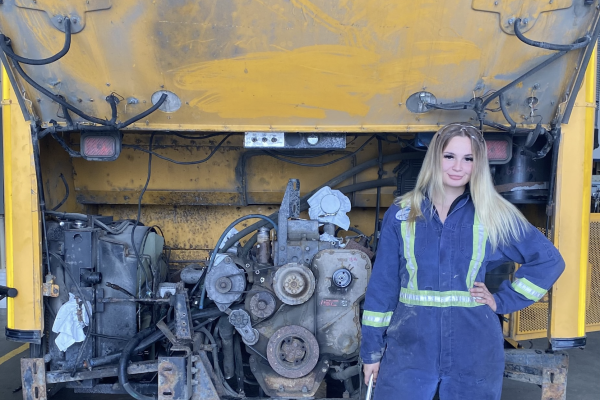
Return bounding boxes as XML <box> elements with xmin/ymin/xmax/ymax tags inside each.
<box><xmin>448</xmin><ymin>175</ymin><xmax>463</xmax><ymax>180</ymax></box>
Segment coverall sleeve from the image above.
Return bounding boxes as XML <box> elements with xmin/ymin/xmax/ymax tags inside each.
<box><xmin>491</xmin><ymin>224</ymin><xmax>565</xmax><ymax>315</ymax></box>
<box><xmin>360</xmin><ymin>205</ymin><xmax>402</xmax><ymax>364</ymax></box>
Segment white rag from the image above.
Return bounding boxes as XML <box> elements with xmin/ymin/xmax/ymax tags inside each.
<box><xmin>307</xmin><ymin>186</ymin><xmax>352</xmax><ymax>230</ymax></box>
<box><xmin>51</xmin><ymin>293</ymin><xmax>91</xmax><ymax>352</ymax></box>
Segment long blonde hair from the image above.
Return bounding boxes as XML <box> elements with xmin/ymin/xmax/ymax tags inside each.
<box><xmin>395</xmin><ymin>123</ymin><xmax>528</xmax><ymax>250</ymax></box>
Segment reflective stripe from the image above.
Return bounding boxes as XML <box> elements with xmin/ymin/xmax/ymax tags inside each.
<box><xmin>399</xmin><ymin>288</ymin><xmax>483</xmax><ymax>308</ymax></box>
<box><xmin>362</xmin><ymin>310</ymin><xmax>394</xmax><ymax>327</ymax></box>
<box><xmin>466</xmin><ymin>213</ymin><xmax>488</xmax><ymax>288</ymax></box>
<box><xmin>400</xmin><ymin>221</ymin><xmax>418</xmax><ymax>289</ymax></box>
<box><xmin>512</xmin><ymin>278</ymin><xmax>547</xmax><ymax>301</ymax></box>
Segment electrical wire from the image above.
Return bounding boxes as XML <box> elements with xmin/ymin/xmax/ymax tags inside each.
<box><xmin>131</xmin><ymin>133</ymin><xmax>155</xmax><ymax>297</ymax></box>
<box><xmin>514</xmin><ymin>19</ymin><xmax>591</xmax><ymax>52</ymax></box>
<box><xmin>0</xmin><ymin>20</ymin><xmax>72</xmax><ymax>65</ymax></box>
<box><xmin>373</xmin><ymin>137</ymin><xmax>383</xmax><ymax>252</ymax></box>
<box><xmin>199</xmin><ymin>214</ymin><xmax>278</xmax><ymax>309</ymax></box>
<box><xmin>50</xmin><ymin>173</ymin><xmax>70</xmax><ymax>211</ymax></box>
<box><xmin>123</xmin><ymin>134</ymin><xmax>232</xmax><ymax>165</ymax></box>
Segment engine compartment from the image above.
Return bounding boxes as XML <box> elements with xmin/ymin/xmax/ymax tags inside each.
<box><xmin>42</xmin><ymin>179</ymin><xmax>373</xmax><ymax>399</ymax></box>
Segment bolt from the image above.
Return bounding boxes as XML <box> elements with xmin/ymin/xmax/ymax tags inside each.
<box><xmin>191</xmin><ymin>367</ymin><xmax>198</xmax><ymax>374</ymax></box>
<box><xmin>89</xmin><ymin>98</ymin><xmax>94</xmax><ymax>102</ymax></box>
<box><xmin>398</xmin><ymin>102</ymin><xmax>403</xmax><ymax>107</ymax></box>
<box><xmin>72</xmin><ymin>18</ymin><xmax>78</xmax><ymax>24</ymax></box>
<box><xmin>494</xmin><ymin>1</ymin><xmax>498</xmax><ymax>4</ymax></box>
<box><xmin>255</xmin><ymin>270</ymin><xmax>260</xmax><ymax>275</ymax></box>
<box><xmin>551</xmin><ymin>101</ymin><xmax>555</xmax><ymax>105</ymax></box>
<box><xmin>533</xmin><ymin>83</ymin><xmax>540</xmax><ymax>90</ymax></box>
<box><xmin>160</xmin><ymin>85</ymin><xmax>165</xmax><ymax>89</ymax></box>
<box><xmin>522</xmin><ymin>18</ymin><xmax>529</xmax><ymax>25</ymax></box>
<box><xmin>245</xmin><ymin>263</ymin><xmax>251</xmax><ymax>268</ymax></box>
<box><xmin>508</xmin><ymin>18</ymin><xmax>515</xmax><ymax>25</ymax></box>
<box><xmin>77</xmin><ymin>98</ymin><xmax>82</xmax><ymax>103</ymax></box>
<box><xmin>145</xmin><ymin>120</ymin><xmax>150</xmax><ymax>125</ymax></box>
<box><xmin>260</xmin><ymin>277</ymin><xmax>265</xmax><ymax>283</ymax></box>
<box><xmin>322</xmin><ymin>367</ymin><xmax>328</xmax><ymax>373</ymax></box>
<box><xmin>305</xmin><ymin>246</ymin><xmax>310</xmax><ymax>251</ymax></box>
<box><xmin>57</xmin><ymin>17</ymin><xmax>63</xmax><ymax>23</ymax></box>
<box><xmin>279</xmin><ymin>385</ymin><xmax>284</xmax><ymax>392</ymax></box>
<box><xmin>302</xmin><ymin>386</ymin><xmax>308</xmax><ymax>393</ymax></box>
<box><xmin>36</xmin><ymin>98</ymin><xmax>41</xmax><ymax>102</ymax></box>
<box><xmin>106</xmin><ymin>83</ymin><xmax>110</xmax><ymax>87</ymax></box>
<box><xmin>225</xmin><ymin>257</ymin><xmax>232</xmax><ymax>263</ymax></box>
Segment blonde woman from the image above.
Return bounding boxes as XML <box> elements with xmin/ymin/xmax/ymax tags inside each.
<box><xmin>360</xmin><ymin>123</ymin><xmax>564</xmax><ymax>400</ymax></box>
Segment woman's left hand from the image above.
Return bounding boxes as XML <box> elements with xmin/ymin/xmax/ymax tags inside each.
<box><xmin>470</xmin><ymin>282</ymin><xmax>497</xmax><ymax>312</ymax></box>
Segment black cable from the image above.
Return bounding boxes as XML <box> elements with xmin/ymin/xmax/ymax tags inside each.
<box><xmin>224</xmin><ymin>153</ymin><xmax>425</xmax><ymax>251</ymax></box>
<box><xmin>498</xmin><ymin>94</ymin><xmax>517</xmax><ymax>131</ymax></box>
<box><xmin>481</xmin><ymin>50</ymin><xmax>567</xmax><ymax>109</ymax></box>
<box><xmin>335</xmin><ymin>226</ymin><xmax>367</xmax><ymax>237</ymax></box>
<box><xmin>373</xmin><ymin>138</ymin><xmax>383</xmax><ymax>252</ymax></box>
<box><xmin>514</xmin><ymin>19</ymin><xmax>591</xmax><ymax>52</ymax></box>
<box><xmin>0</xmin><ymin>20</ymin><xmax>72</xmax><ymax>65</ymax></box>
<box><xmin>267</xmin><ymin>149</ymin><xmax>335</xmax><ymax>159</ymax></box>
<box><xmin>10</xmin><ymin>57</ymin><xmax>114</xmax><ymax>126</ymax></box>
<box><xmin>31</xmin><ymin>131</ymin><xmax>53</xmax><ymax>276</ymax></box>
<box><xmin>264</xmin><ymin>136</ymin><xmax>375</xmax><ymax>167</ymax></box>
<box><xmin>118</xmin><ymin>327</ymin><xmax>156</xmax><ymax>400</ymax></box>
<box><xmin>50</xmin><ymin>173</ymin><xmax>70</xmax><ymax>211</ymax></box>
<box><xmin>131</xmin><ymin>133</ymin><xmax>155</xmax><ymax>297</ymax></box>
<box><xmin>123</xmin><ymin>134</ymin><xmax>231</xmax><ymax>165</ymax></box>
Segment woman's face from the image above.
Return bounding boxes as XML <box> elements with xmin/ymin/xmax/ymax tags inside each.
<box><xmin>441</xmin><ymin>136</ymin><xmax>473</xmax><ymax>190</ymax></box>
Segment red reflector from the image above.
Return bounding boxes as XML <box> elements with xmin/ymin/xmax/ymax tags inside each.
<box><xmin>83</xmin><ymin>136</ymin><xmax>116</xmax><ymax>157</ymax></box>
<box><xmin>486</xmin><ymin>140</ymin><xmax>509</xmax><ymax>161</ymax></box>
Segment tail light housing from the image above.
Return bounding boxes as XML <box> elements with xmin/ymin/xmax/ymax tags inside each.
<box><xmin>80</xmin><ymin>131</ymin><xmax>122</xmax><ymax>161</ymax></box>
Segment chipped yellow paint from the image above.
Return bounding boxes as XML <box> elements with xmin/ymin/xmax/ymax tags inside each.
<box><xmin>174</xmin><ymin>42</ymin><xmax>481</xmax><ymax>119</ymax></box>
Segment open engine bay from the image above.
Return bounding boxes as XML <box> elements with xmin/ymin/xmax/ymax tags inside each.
<box><xmin>42</xmin><ymin>179</ymin><xmax>373</xmax><ymax>399</ymax></box>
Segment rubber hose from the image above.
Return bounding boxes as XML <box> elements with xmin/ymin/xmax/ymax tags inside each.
<box><xmin>514</xmin><ymin>19</ymin><xmax>590</xmax><ymax>52</ymax></box>
<box><xmin>217</xmin><ymin>316</ymin><xmax>235</xmax><ymax>379</ymax></box>
<box><xmin>221</xmin><ymin>152</ymin><xmax>424</xmax><ymax>251</ymax></box>
<box><xmin>118</xmin><ymin>327</ymin><xmax>156</xmax><ymax>400</ymax></box>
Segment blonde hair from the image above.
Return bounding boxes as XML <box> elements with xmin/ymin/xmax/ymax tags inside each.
<box><xmin>395</xmin><ymin>123</ymin><xmax>528</xmax><ymax>250</ymax></box>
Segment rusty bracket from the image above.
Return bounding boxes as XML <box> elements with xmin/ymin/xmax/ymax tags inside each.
<box><xmin>504</xmin><ymin>349</ymin><xmax>568</xmax><ymax>400</ymax></box>
<box><xmin>42</xmin><ymin>274</ymin><xmax>59</xmax><ymax>298</ymax></box>
<box><xmin>21</xmin><ymin>358</ymin><xmax>47</xmax><ymax>400</ymax></box>
<box><xmin>158</xmin><ymin>356</ymin><xmax>191</xmax><ymax>400</ymax></box>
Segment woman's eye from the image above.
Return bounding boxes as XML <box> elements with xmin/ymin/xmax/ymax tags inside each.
<box><xmin>444</xmin><ymin>155</ymin><xmax>453</xmax><ymax>159</ymax></box>
<box><xmin>465</xmin><ymin>157</ymin><xmax>474</xmax><ymax>162</ymax></box>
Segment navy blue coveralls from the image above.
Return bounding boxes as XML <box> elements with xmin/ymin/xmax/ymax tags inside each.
<box><xmin>360</xmin><ymin>194</ymin><xmax>565</xmax><ymax>400</ymax></box>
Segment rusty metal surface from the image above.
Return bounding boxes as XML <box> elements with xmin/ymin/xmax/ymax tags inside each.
<box><xmin>266</xmin><ymin>325</ymin><xmax>320</xmax><ymax>379</ymax></box>
<box><xmin>158</xmin><ymin>356</ymin><xmax>191</xmax><ymax>400</ymax></box>
<box><xmin>191</xmin><ymin>353</ymin><xmax>220</xmax><ymax>400</ymax></box>
<box><xmin>504</xmin><ymin>349</ymin><xmax>568</xmax><ymax>400</ymax></box>
<box><xmin>174</xmin><ymin>292</ymin><xmax>193</xmax><ymax>342</ymax></box>
<box><xmin>42</xmin><ymin>274</ymin><xmax>59</xmax><ymax>297</ymax></box>
<box><xmin>21</xmin><ymin>358</ymin><xmax>47</xmax><ymax>400</ymax></box>
<box><xmin>45</xmin><ymin>360</ymin><xmax>158</xmax><ymax>384</ymax></box>
<box><xmin>250</xmin><ymin>355</ymin><xmax>329</xmax><ymax>398</ymax></box>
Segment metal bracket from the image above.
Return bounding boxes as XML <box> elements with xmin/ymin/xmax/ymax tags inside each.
<box><xmin>276</xmin><ymin>179</ymin><xmax>300</xmax><ymax>265</ymax></box>
<box><xmin>21</xmin><ymin>358</ymin><xmax>47</xmax><ymax>400</ymax></box>
<box><xmin>15</xmin><ymin>0</ymin><xmax>112</xmax><ymax>33</ymax></box>
<box><xmin>158</xmin><ymin>356</ymin><xmax>191</xmax><ymax>400</ymax></box>
<box><xmin>472</xmin><ymin>0</ymin><xmax>573</xmax><ymax>35</ymax></box>
<box><xmin>504</xmin><ymin>349</ymin><xmax>568</xmax><ymax>400</ymax></box>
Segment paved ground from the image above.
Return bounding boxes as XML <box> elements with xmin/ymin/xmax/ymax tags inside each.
<box><xmin>0</xmin><ymin>309</ymin><xmax>597</xmax><ymax>399</ymax></box>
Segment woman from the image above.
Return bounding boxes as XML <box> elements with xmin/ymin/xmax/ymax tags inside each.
<box><xmin>360</xmin><ymin>123</ymin><xmax>564</xmax><ymax>400</ymax></box>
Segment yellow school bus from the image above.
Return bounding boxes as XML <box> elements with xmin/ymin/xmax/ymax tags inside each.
<box><xmin>0</xmin><ymin>1</ymin><xmax>598</xmax><ymax>399</ymax></box>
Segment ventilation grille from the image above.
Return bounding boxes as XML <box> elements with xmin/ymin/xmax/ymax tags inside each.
<box><xmin>587</xmin><ymin>221</ymin><xmax>600</xmax><ymax>327</ymax></box>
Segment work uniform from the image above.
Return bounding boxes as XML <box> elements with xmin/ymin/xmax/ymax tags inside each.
<box><xmin>360</xmin><ymin>194</ymin><xmax>565</xmax><ymax>400</ymax></box>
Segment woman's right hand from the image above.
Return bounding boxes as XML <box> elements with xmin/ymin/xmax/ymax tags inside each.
<box><xmin>363</xmin><ymin>362</ymin><xmax>380</xmax><ymax>385</ymax></box>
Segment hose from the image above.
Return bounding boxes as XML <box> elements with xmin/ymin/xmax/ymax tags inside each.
<box><xmin>514</xmin><ymin>19</ymin><xmax>590</xmax><ymax>52</ymax></box>
<box><xmin>217</xmin><ymin>316</ymin><xmax>235</xmax><ymax>379</ymax></box>
<box><xmin>222</xmin><ymin>152</ymin><xmax>424</xmax><ymax>252</ymax></box>
<box><xmin>50</xmin><ymin>173</ymin><xmax>70</xmax><ymax>211</ymax></box>
<box><xmin>498</xmin><ymin>94</ymin><xmax>517</xmax><ymax>132</ymax></box>
<box><xmin>87</xmin><ymin>306</ymin><xmax>226</xmax><ymax>368</ymax></box>
<box><xmin>118</xmin><ymin>327</ymin><xmax>156</xmax><ymax>400</ymax></box>
<box><xmin>330</xmin><ymin>364</ymin><xmax>360</xmax><ymax>381</ymax></box>
<box><xmin>0</xmin><ymin>20</ymin><xmax>72</xmax><ymax>65</ymax></box>
<box><xmin>199</xmin><ymin>214</ymin><xmax>278</xmax><ymax>309</ymax></box>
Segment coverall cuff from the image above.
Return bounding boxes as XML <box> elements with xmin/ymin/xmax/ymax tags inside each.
<box><xmin>493</xmin><ymin>293</ymin><xmax>506</xmax><ymax>315</ymax></box>
<box><xmin>360</xmin><ymin>353</ymin><xmax>383</xmax><ymax>364</ymax></box>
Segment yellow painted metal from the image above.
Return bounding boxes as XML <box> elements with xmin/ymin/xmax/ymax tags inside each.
<box><xmin>0</xmin><ymin>1</ymin><xmax>596</xmax><ymax>131</ymax></box>
<box><xmin>1</xmin><ymin>64</ymin><xmax>43</xmax><ymax>333</ymax></box>
<box><xmin>548</xmin><ymin>51</ymin><xmax>596</xmax><ymax>341</ymax></box>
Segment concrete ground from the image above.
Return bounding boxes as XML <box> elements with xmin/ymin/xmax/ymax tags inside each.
<box><xmin>0</xmin><ymin>309</ymin><xmax>597</xmax><ymax>399</ymax></box>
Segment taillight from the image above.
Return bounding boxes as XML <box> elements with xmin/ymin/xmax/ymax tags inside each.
<box><xmin>485</xmin><ymin>135</ymin><xmax>512</xmax><ymax>164</ymax></box>
<box><xmin>80</xmin><ymin>132</ymin><xmax>122</xmax><ymax>161</ymax></box>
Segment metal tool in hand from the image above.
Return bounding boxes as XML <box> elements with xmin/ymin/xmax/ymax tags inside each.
<box><xmin>365</xmin><ymin>373</ymin><xmax>374</xmax><ymax>400</ymax></box>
